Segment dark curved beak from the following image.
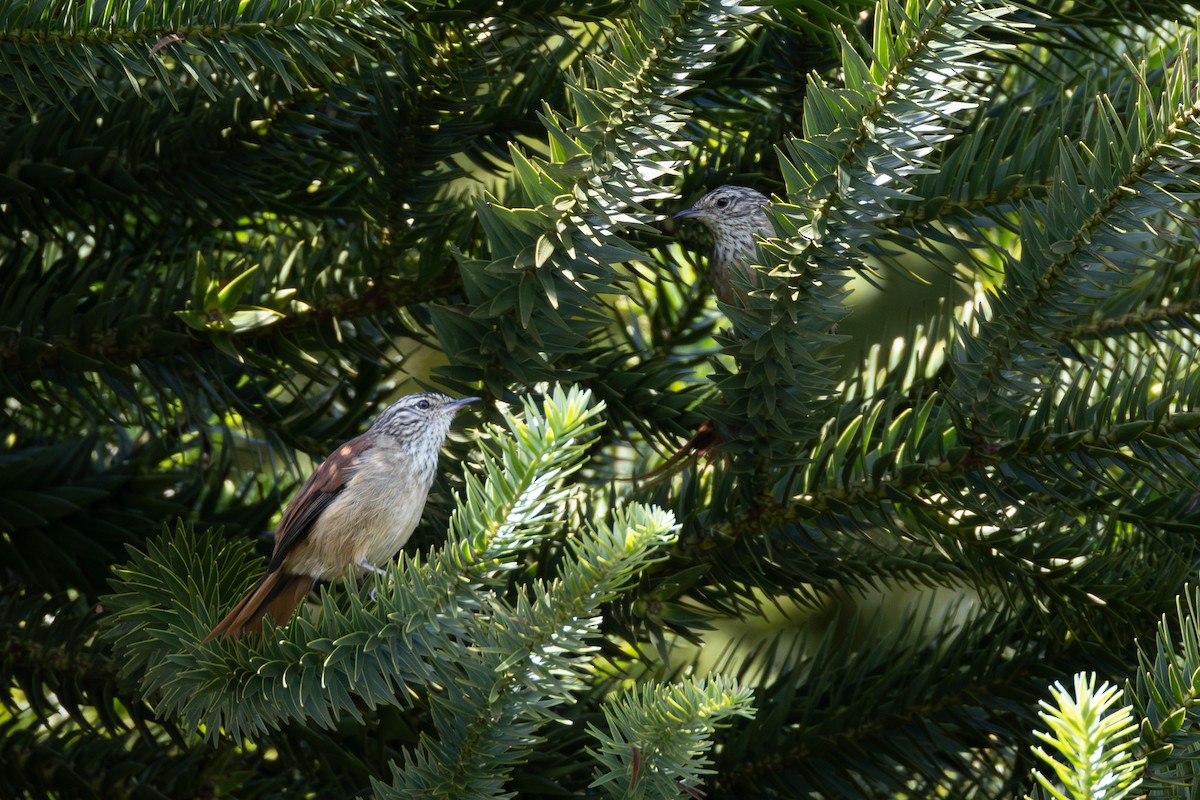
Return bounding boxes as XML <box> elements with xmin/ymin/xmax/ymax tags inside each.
<box><xmin>673</xmin><ymin>208</ymin><xmax>701</xmax><ymax>219</ymax></box>
<box><xmin>449</xmin><ymin>396</ymin><xmax>481</xmax><ymax>412</ymax></box>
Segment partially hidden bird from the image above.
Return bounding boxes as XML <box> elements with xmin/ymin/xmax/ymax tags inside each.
<box><xmin>673</xmin><ymin>185</ymin><xmax>774</xmax><ymax>304</ymax></box>
<box><xmin>202</xmin><ymin>391</ymin><xmax>478</xmax><ymax>642</ymax></box>
<box><xmin>636</xmin><ymin>186</ymin><xmax>776</xmax><ymax>488</ymax></box>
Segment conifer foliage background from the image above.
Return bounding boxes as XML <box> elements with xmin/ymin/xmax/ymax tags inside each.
<box><xmin>4</xmin><ymin>0</ymin><xmax>1200</xmax><ymax>797</ymax></box>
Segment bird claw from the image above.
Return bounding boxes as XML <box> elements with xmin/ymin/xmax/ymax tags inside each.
<box><xmin>357</xmin><ymin>558</ymin><xmax>388</xmax><ymax>575</ymax></box>
<box><xmin>358</xmin><ymin>559</ymin><xmax>389</xmax><ymax>604</ymax></box>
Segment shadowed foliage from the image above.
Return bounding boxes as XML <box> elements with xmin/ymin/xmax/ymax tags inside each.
<box><xmin>4</xmin><ymin>0</ymin><xmax>1200</xmax><ymax>797</ymax></box>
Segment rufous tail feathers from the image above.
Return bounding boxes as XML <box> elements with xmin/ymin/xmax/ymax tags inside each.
<box><xmin>202</xmin><ymin>570</ymin><xmax>315</xmax><ymax>643</ymax></box>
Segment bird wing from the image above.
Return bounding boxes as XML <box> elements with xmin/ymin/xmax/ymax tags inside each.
<box><xmin>266</xmin><ymin>434</ymin><xmax>372</xmax><ymax>573</ymax></box>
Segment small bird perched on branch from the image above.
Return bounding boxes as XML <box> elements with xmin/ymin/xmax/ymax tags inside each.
<box><xmin>673</xmin><ymin>185</ymin><xmax>774</xmax><ymax>304</ymax></box>
<box><xmin>203</xmin><ymin>392</ymin><xmax>478</xmax><ymax>642</ymax></box>
<box><xmin>634</xmin><ymin>186</ymin><xmax>777</xmax><ymax>489</ymax></box>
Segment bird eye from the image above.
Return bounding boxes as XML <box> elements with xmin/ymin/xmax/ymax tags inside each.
<box><xmin>715</xmin><ymin>196</ymin><xmax>730</xmax><ymax>208</ymax></box>
<box><xmin>417</xmin><ymin>399</ymin><xmax>431</xmax><ymax>410</ymax></box>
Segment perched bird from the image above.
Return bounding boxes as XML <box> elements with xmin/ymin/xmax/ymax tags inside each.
<box><xmin>636</xmin><ymin>186</ymin><xmax>775</xmax><ymax>488</ymax></box>
<box><xmin>203</xmin><ymin>392</ymin><xmax>478</xmax><ymax>642</ymax></box>
<box><xmin>673</xmin><ymin>185</ymin><xmax>774</xmax><ymax>303</ymax></box>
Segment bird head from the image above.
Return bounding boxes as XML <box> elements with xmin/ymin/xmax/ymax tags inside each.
<box><xmin>371</xmin><ymin>392</ymin><xmax>479</xmax><ymax>461</ymax></box>
<box><xmin>673</xmin><ymin>185</ymin><xmax>771</xmax><ymax>232</ymax></box>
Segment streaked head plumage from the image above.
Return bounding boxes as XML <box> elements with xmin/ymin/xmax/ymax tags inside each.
<box><xmin>674</xmin><ymin>185</ymin><xmax>775</xmax><ymax>302</ymax></box>
<box><xmin>674</xmin><ymin>185</ymin><xmax>772</xmax><ymax>230</ymax></box>
<box><xmin>370</xmin><ymin>392</ymin><xmax>479</xmax><ymax>444</ymax></box>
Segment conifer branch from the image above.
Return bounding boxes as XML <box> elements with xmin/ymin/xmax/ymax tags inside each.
<box><xmin>1058</xmin><ymin>296</ymin><xmax>1200</xmax><ymax>342</ymax></box>
<box><xmin>748</xmin><ymin>406</ymin><xmax>1200</xmax><ymax>525</ymax></box>
<box><xmin>0</xmin><ymin>272</ymin><xmax>461</xmax><ymax>375</ymax></box>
